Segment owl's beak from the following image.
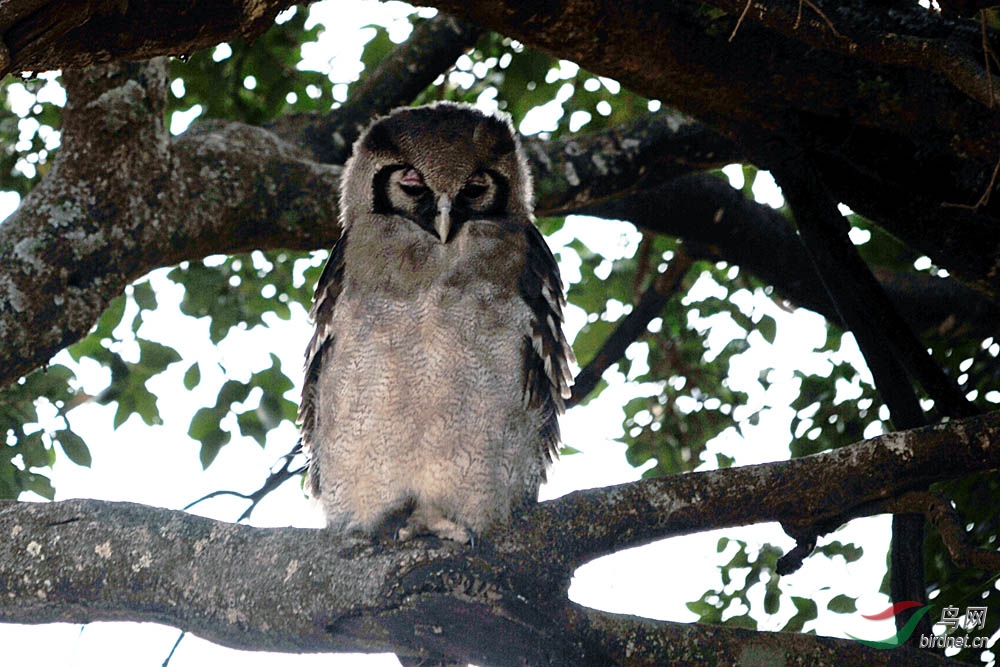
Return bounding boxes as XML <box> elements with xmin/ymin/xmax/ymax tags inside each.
<box><xmin>435</xmin><ymin>194</ymin><xmax>452</xmax><ymax>243</ymax></box>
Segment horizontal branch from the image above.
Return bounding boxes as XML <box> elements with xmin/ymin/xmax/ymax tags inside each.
<box><xmin>580</xmin><ymin>174</ymin><xmax>1000</xmax><ymax>342</ymax></box>
<box><xmin>3</xmin><ymin>412</ymin><xmax>994</xmax><ymax>663</ymax></box>
<box><xmin>511</xmin><ymin>410</ymin><xmax>1000</xmax><ymax>573</ymax></box>
<box><xmin>0</xmin><ymin>0</ymin><xmax>299</xmax><ymax>77</ymax></box>
<box><xmin>574</xmin><ymin>604</ymin><xmax>954</xmax><ymax>666</ymax></box>
<box><xmin>707</xmin><ymin>0</ymin><xmax>1000</xmax><ymax>107</ymax></box>
<box><xmin>415</xmin><ymin>0</ymin><xmax>1000</xmax><ymax>298</ymax></box>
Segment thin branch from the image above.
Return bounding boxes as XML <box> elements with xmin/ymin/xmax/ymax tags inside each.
<box><xmin>728</xmin><ymin>0</ymin><xmax>754</xmax><ymax>42</ymax></box>
<box><xmin>772</xmin><ymin>157</ymin><xmax>977</xmax><ymax>421</ymax></box>
<box><xmin>942</xmin><ymin>152</ymin><xmax>1000</xmax><ymax>210</ymax></box>
<box><xmin>162</xmin><ymin>631</ymin><xmax>186</xmax><ymax>667</ymax></box>
<box><xmin>567</xmin><ymin>249</ymin><xmax>693</xmax><ymax>409</ymax></box>
<box><xmin>271</xmin><ymin>15</ymin><xmax>483</xmax><ymax>163</ymax></box>
<box><xmin>183</xmin><ymin>442</ymin><xmax>306</xmax><ymax>522</ymax></box>
<box><xmin>797</xmin><ymin>0</ymin><xmax>844</xmax><ymax>39</ymax></box>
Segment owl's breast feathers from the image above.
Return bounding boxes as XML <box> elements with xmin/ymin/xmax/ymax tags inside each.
<box><xmin>297</xmin><ymin>220</ymin><xmax>575</xmax><ymax>487</ymax></box>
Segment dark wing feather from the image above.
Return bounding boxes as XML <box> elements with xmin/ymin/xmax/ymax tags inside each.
<box><xmin>518</xmin><ymin>224</ymin><xmax>576</xmax><ymax>467</ymax></box>
<box><xmin>298</xmin><ymin>234</ymin><xmax>348</xmax><ymax>497</ymax></box>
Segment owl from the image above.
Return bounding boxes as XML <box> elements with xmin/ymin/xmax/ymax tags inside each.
<box><xmin>298</xmin><ymin>102</ymin><xmax>574</xmax><ymax>544</ymax></box>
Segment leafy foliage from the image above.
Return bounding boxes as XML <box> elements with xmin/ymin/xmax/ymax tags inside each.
<box><xmin>168</xmin><ymin>8</ymin><xmax>334</xmax><ymax>124</ymax></box>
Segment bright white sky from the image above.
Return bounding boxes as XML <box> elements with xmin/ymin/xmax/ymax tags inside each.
<box><xmin>2</xmin><ymin>1</ymin><xmax>957</xmax><ymax>665</ymax></box>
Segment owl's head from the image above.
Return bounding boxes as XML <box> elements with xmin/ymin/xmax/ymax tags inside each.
<box><xmin>340</xmin><ymin>102</ymin><xmax>533</xmax><ymax>243</ymax></box>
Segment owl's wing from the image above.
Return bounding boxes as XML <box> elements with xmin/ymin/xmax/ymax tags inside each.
<box><xmin>298</xmin><ymin>234</ymin><xmax>348</xmax><ymax>496</ymax></box>
<box><xmin>519</xmin><ymin>224</ymin><xmax>577</xmax><ymax>465</ymax></box>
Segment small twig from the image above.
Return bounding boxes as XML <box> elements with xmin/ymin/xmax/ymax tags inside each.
<box><xmin>184</xmin><ymin>442</ymin><xmax>307</xmax><ymax>522</ymax></box>
<box><xmin>631</xmin><ymin>232</ymin><xmax>656</xmax><ymax>304</ymax></box>
<box><xmin>729</xmin><ymin>0</ymin><xmax>754</xmax><ymax>42</ymax></box>
<box><xmin>983</xmin><ymin>11</ymin><xmax>993</xmax><ymax>108</ymax></box>
<box><xmin>798</xmin><ymin>0</ymin><xmax>844</xmax><ymax>39</ymax></box>
<box><xmin>162</xmin><ymin>631</ymin><xmax>186</xmax><ymax>667</ymax></box>
<box><xmin>942</xmin><ymin>152</ymin><xmax>1000</xmax><ymax>210</ymax></box>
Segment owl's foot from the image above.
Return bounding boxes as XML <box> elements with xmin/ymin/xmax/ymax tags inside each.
<box><xmin>397</xmin><ymin>508</ymin><xmax>473</xmax><ymax>544</ymax></box>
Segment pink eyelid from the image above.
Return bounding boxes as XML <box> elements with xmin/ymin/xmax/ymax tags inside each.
<box><xmin>399</xmin><ymin>168</ymin><xmax>424</xmax><ymax>187</ymax></box>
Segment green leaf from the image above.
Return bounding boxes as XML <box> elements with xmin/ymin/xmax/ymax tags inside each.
<box><xmin>827</xmin><ymin>594</ymin><xmax>857</xmax><ymax>614</ymax></box>
<box><xmin>183</xmin><ymin>363</ymin><xmax>201</xmax><ymax>390</ymax></box>
<box><xmin>237</xmin><ymin>410</ymin><xmax>268</xmax><ymax>447</ymax></box>
<box><xmin>55</xmin><ymin>430</ymin><xmax>92</xmax><ymax>467</ymax></box>
<box><xmin>815</xmin><ymin>540</ymin><xmax>863</xmax><ymax>563</ymax></box>
<box><xmin>18</xmin><ymin>430</ymin><xmax>52</xmax><ymax>468</ymax></box>
<box><xmin>763</xmin><ymin>575</ymin><xmax>781</xmax><ymax>615</ymax></box>
<box><xmin>198</xmin><ymin>428</ymin><xmax>231</xmax><ymax>469</ymax></box>
<box><xmin>23</xmin><ymin>472</ymin><xmax>55</xmax><ymax>500</ymax></box>
<box><xmin>131</xmin><ymin>280</ymin><xmax>158</xmax><ymax>311</ymax></box>
<box><xmin>756</xmin><ymin>313</ymin><xmax>777</xmax><ymax>344</ymax></box>
<box><xmin>137</xmin><ymin>339</ymin><xmax>182</xmax><ymax>373</ymax></box>
<box><xmin>782</xmin><ymin>596</ymin><xmax>818</xmax><ymax>633</ymax></box>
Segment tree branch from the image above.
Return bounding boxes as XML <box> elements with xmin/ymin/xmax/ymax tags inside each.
<box><xmin>887</xmin><ymin>491</ymin><xmax>1000</xmax><ymax>572</ymax></box>
<box><xmin>270</xmin><ymin>15</ymin><xmax>483</xmax><ymax>164</ymax></box>
<box><xmin>704</xmin><ymin>0</ymin><xmax>1000</xmax><ymax>108</ymax></box>
<box><xmin>578</xmin><ymin>174</ymin><xmax>1000</xmax><ymax>343</ymax></box>
<box><xmin>5</xmin><ymin>411</ymin><xmax>996</xmax><ymax>663</ymax></box>
<box><xmin>508</xmin><ymin>410</ymin><xmax>1000</xmax><ymax>575</ymax></box>
<box><xmin>573</xmin><ymin>604</ymin><xmax>955</xmax><ymax>666</ymax></box>
<box><xmin>567</xmin><ymin>249</ymin><xmax>693</xmax><ymax>409</ymax></box>
<box><xmin>772</xmin><ymin>156</ymin><xmax>976</xmax><ymax>421</ymax></box>
<box><xmin>0</xmin><ymin>0</ymin><xmax>301</xmax><ymax>77</ymax></box>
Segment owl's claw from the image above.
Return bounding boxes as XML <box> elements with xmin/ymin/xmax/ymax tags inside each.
<box><xmin>397</xmin><ymin>511</ymin><xmax>472</xmax><ymax>544</ymax></box>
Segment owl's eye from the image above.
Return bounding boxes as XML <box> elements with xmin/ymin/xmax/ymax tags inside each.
<box><xmin>396</xmin><ymin>167</ymin><xmax>427</xmax><ymax>197</ymax></box>
<box><xmin>460</xmin><ymin>171</ymin><xmax>492</xmax><ymax>201</ymax></box>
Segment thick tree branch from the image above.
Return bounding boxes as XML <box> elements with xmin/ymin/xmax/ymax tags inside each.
<box><xmin>574</xmin><ymin>605</ymin><xmax>954</xmax><ymax>666</ymax></box>
<box><xmin>0</xmin><ymin>0</ymin><xmax>302</xmax><ymax>77</ymax></box>
<box><xmin>579</xmin><ymin>174</ymin><xmax>1000</xmax><ymax>343</ymax></box>
<box><xmin>4</xmin><ymin>411</ymin><xmax>996</xmax><ymax>663</ymax></box>
<box><xmin>413</xmin><ymin>0</ymin><xmax>1000</xmax><ymax>298</ymax></box>
<box><xmin>707</xmin><ymin>0</ymin><xmax>1000</xmax><ymax>107</ymax></box>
